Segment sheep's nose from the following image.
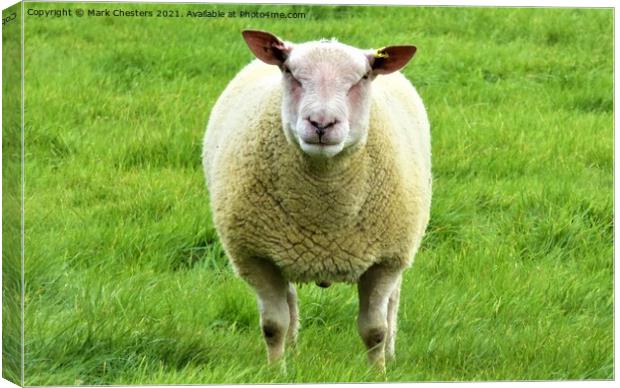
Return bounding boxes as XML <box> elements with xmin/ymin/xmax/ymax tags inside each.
<box><xmin>308</xmin><ymin>118</ymin><xmax>337</xmax><ymax>137</ymax></box>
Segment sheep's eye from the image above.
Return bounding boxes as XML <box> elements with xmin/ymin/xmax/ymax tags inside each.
<box><xmin>283</xmin><ymin>67</ymin><xmax>298</xmax><ymax>81</ymax></box>
<box><xmin>284</xmin><ymin>68</ymin><xmax>302</xmax><ymax>88</ymax></box>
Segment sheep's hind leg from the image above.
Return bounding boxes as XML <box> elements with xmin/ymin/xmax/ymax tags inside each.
<box><xmin>357</xmin><ymin>263</ymin><xmax>402</xmax><ymax>370</ymax></box>
<box><xmin>240</xmin><ymin>258</ymin><xmax>290</xmax><ymax>364</ymax></box>
<box><xmin>385</xmin><ymin>275</ymin><xmax>402</xmax><ymax>359</ymax></box>
<box><xmin>287</xmin><ymin>283</ymin><xmax>299</xmax><ymax>345</ymax></box>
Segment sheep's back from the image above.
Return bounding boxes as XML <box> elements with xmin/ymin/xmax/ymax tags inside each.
<box><xmin>371</xmin><ymin>71</ymin><xmax>431</xmax><ymax>190</ymax></box>
<box><xmin>202</xmin><ymin>60</ymin><xmax>281</xmax><ymax>187</ymax></box>
<box><xmin>364</xmin><ymin>72</ymin><xmax>432</xmax><ymax>264</ymax></box>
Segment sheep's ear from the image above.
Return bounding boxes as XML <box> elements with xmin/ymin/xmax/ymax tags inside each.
<box><xmin>368</xmin><ymin>45</ymin><xmax>417</xmax><ymax>75</ymax></box>
<box><xmin>242</xmin><ymin>30</ymin><xmax>292</xmax><ymax>66</ymax></box>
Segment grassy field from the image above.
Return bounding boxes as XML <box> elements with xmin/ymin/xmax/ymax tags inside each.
<box><xmin>9</xmin><ymin>2</ymin><xmax>614</xmax><ymax>384</ymax></box>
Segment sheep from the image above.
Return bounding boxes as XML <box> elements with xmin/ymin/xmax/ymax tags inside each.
<box><xmin>202</xmin><ymin>30</ymin><xmax>431</xmax><ymax>369</ymax></box>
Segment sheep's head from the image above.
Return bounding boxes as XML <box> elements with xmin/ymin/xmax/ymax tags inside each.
<box><xmin>242</xmin><ymin>30</ymin><xmax>417</xmax><ymax>159</ymax></box>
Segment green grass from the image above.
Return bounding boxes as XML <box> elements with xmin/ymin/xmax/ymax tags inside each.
<box><xmin>3</xmin><ymin>4</ymin><xmax>24</xmax><ymax>385</ymax></box>
<box><xmin>14</xmin><ymin>2</ymin><xmax>613</xmax><ymax>384</ymax></box>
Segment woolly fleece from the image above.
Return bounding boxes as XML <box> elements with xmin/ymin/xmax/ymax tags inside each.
<box><xmin>203</xmin><ymin>59</ymin><xmax>431</xmax><ymax>283</ymax></box>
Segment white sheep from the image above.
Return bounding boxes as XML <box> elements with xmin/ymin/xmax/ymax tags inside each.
<box><xmin>202</xmin><ymin>30</ymin><xmax>431</xmax><ymax>369</ymax></box>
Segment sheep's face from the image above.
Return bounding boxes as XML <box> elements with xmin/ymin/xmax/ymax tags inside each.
<box><xmin>280</xmin><ymin>42</ymin><xmax>371</xmax><ymax>158</ymax></box>
<box><xmin>242</xmin><ymin>30</ymin><xmax>416</xmax><ymax>159</ymax></box>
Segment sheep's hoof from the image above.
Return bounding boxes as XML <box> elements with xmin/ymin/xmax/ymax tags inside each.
<box><xmin>368</xmin><ymin>353</ymin><xmax>387</xmax><ymax>374</ymax></box>
<box><xmin>315</xmin><ymin>280</ymin><xmax>332</xmax><ymax>288</ymax></box>
<box><xmin>267</xmin><ymin>354</ymin><xmax>287</xmax><ymax>374</ymax></box>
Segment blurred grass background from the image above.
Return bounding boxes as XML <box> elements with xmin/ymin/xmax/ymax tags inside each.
<box><xmin>14</xmin><ymin>2</ymin><xmax>613</xmax><ymax>384</ymax></box>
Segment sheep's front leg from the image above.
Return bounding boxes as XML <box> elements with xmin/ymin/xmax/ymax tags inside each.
<box><xmin>357</xmin><ymin>263</ymin><xmax>403</xmax><ymax>370</ymax></box>
<box><xmin>241</xmin><ymin>258</ymin><xmax>291</xmax><ymax>364</ymax></box>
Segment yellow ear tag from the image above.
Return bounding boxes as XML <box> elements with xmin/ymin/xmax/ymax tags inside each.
<box><xmin>374</xmin><ymin>48</ymin><xmax>389</xmax><ymax>59</ymax></box>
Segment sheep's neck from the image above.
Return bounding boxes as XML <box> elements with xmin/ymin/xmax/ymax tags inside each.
<box><xmin>295</xmin><ymin>142</ymin><xmax>366</xmax><ymax>179</ymax></box>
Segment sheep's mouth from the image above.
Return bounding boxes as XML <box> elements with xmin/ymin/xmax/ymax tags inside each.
<box><xmin>299</xmin><ymin>133</ymin><xmax>343</xmax><ymax>147</ymax></box>
<box><xmin>303</xmin><ymin>139</ymin><xmax>341</xmax><ymax>146</ymax></box>
<box><xmin>298</xmin><ymin>139</ymin><xmax>344</xmax><ymax>158</ymax></box>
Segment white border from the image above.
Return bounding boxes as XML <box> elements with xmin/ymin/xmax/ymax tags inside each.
<box><xmin>2</xmin><ymin>0</ymin><xmax>618</xmax><ymax>7</ymax></box>
<box><xmin>0</xmin><ymin>1</ymin><xmax>616</xmax><ymax>388</ymax></box>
